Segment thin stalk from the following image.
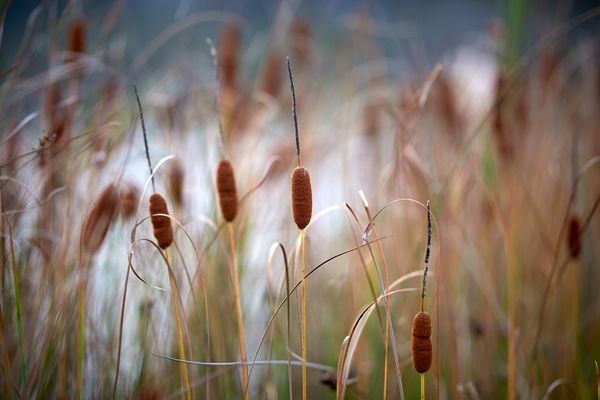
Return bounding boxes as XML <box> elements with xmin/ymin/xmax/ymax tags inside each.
<box><xmin>76</xmin><ymin>257</ymin><xmax>85</xmax><ymax>400</ymax></box>
<box><xmin>228</xmin><ymin>223</ymin><xmax>249</xmax><ymax>399</ymax></box>
<box><xmin>8</xmin><ymin>221</ymin><xmax>24</xmax><ymax>386</ymax></box>
<box><xmin>421</xmin><ymin>373</ymin><xmax>425</xmax><ymax>400</ymax></box>
<box><xmin>300</xmin><ymin>229</ymin><xmax>307</xmax><ymax>400</ymax></box>
<box><xmin>165</xmin><ymin>251</ymin><xmax>191</xmax><ymax>400</ymax></box>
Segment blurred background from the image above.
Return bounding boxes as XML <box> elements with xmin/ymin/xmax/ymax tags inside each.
<box><xmin>1</xmin><ymin>0</ymin><xmax>599</xmax><ymax>399</ymax></box>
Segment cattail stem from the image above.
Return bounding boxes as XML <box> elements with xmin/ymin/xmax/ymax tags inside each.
<box><xmin>300</xmin><ymin>228</ymin><xmax>307</xmax><ymax>400</ymax></box>
<box><xmin>133</xmin><ymin>84</ymin><xmax>155</xmax><ymax>192</ymax></box>
<box><xmin>287</xmin><ymin>57</ymin><xmax>301</xmax><ymax>167</ymax></box>
<box><xmin>206</xmin><ymin>38</ymin><xmax>226</xmax><ymax>157</ymax></box>
<box><xmin>421</xmin><ymin>373</ymin><xmax>425</xmax><ymax>400</ymax></box>
<box><xmin>228</xmin><ymin>223</ymin><xmax>249</xmax><ymax>399</ymax></box>
<box><xmin>7</xmin><ymin>221</ymin><xmax>25</xmax><ymax>385</ymax></box>
<box><xmin>76</xmin><ymin>259</ymin><xmax>86</xmax><ymax>400</ymax></box>
<box><xmin>164</xmin><ymin>251</ymin><xmax>191</xmax><ymax>400</ymax></box>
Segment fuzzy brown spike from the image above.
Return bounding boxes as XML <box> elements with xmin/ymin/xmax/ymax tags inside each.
<box><xmin>290</xmin><ymin>166</ymin><xmax>312</xmax><ymax>230</ymax></box>
<box><xmin>149</xmin><ymin>193</ymin><xmax>173</xmax><ymax>249</ymax></box>
<box><xmin>259</xmin><ymin>51</ymin><xmax>282</xmax><ymax>97</ymax></box>
<box><xmin>412</xmin><ymin>311</ymin><xmax>432</xmax><ymax>373</ymax></box>
<box><xmin>218</xmin><ymin>22</ymin><xmax>241</xmax><ymax>90</ymax></box>
<box><xmin>67</xmin><ymin>19</ymin><xmax>86</xmax><ymax>58</ymax></box>
<box><xmin>120</xmin><ymin>183</ymin><xmax>139</xmax><ymax>219</ymax></box>
<box><xmin>81</xmin><ymin>184</ymin><xmax>119</xmax><ymax>254</ymax></box>
<box><xmin>290</xmin><ymin>19</ymin><xmax>311</xmax><ymax>65</ymax></box>
<box><xmin>216</xmin><ymin>159</ymin><xmax>238</xmax><ymax>222</ymax></box>
<box><xmin>168</xmin><ymin>160</ymin><xmax>185</xmax><ymax>207</ymax></box>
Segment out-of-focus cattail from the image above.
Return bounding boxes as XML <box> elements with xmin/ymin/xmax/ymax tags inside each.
<box><xmin>411</xmin><ymin>311</ymin><xmax>432</xmax><ymax>374</ymax></box>
<box><xmin>67</xmin><ymin>19</ymin><xmax>86</xmax><ymax>60</ymax></box>
<box><xmin>259</xmin><ymin>51</ymin><xmax>282</xmax><ymax>97</ymax></box>
<box><xmin>66</xmin><ymin>18</ymin><xmax>86</xmax><ymax>81</ymax></box>
<box><xmin>363</xmin><ymin>102</ymin><xmax>380</xmax><ymax>137</ymax></box>
<box><xmin>290</xmin><ymin>19</ymin><xmax>311</xmax><ymax>65</ymax></box>
<box><xmin>168</xmin><ymin>160</ymin><xmax>185</xmax><ymax>207</ymax></box>
<box><xmin>218</xmin><ymin>22</ymin><xmax>241</xmax><ymax>90</ymax></box>
<box><xmin>291</xmin><ymin>166</ymin><xmax>312</xmax><ymax>230</ymax></box>
<box><xmin>567</xmin><ymin>214</ymin><xmax>581</xmax><ymax>259</ymax></box>
<box><xmin>149</xmin><ymin>193</ymin><xmax>173</xmax><ymax>249</ymax></box>
<box><xmin>492</xmin><ymin>71</ymin><xmax>512</xmax><ymax>161</ymax></box>
<box><xmin>216</xmin><ymin>159</ymin><xmax>238</xmax><ymax>222</ymax></box>
<box><xmin>81</xmin><ymin>184</ymin><xmax>119</xmax><ymax>254</ymax></box>
<box><xmin>120</xmin><ymin>183</ymin><xmax>139</xmax><ymax>219</ymax></box>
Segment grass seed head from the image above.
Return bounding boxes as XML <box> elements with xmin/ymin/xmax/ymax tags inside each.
<box><xmin>216</xmin><ymin>159</ymin><xmax>238</xmax><ymax>222</ymax></box>
<box><xmin>290</xmin><ymin>166</ymin><xmax>312</xmax><ymax>230</ymax></box>
<box><xmin>412</xmin><ymin>311</ymin><xmax>432</xmax><ymax>374</ymax></box>
<box><xmin>149</xmin><ymin>193</ymin><xmax>173</xmax><ymax>249</ymax></box>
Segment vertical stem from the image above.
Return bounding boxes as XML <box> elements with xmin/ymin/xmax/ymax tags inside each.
<box><xmin>228</xmin><ymin>224</ymin><xmax>249</xmax><ymax>400</ymax></box>
<box><xmin>76</xmin><ymin>258</ymin><xmax>85</xmax><ymax>400</ymax></box>
<box><xmin>164</xmin><ymin>251</ymin><xmax>191</xmax><ymax>400</ymax></box>
<box><xmin>420</xmin><ymin>373</ymin><xmax>425</xmax><ymax>400</ymax></box>
<box><xmin>300</xmin><ymin>229</ymin><xmax>307</xmax><ymax>400</ymax></box>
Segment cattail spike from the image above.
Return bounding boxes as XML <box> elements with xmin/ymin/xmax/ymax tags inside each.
<box><xmin>216</xmin><ymin>159</ymin><xmax>238</xmax><ymax>222</ymax></box>
<box><xmin>134</xmin><ymin>84</ymin><xmax>155</xmax><ymax>192</ymax></box>
<box><xmin>291</xmin><ymin>166</ymin><xmax>312</xmax><ymax>230</ymax></box>
<box><xmin>411</xmin><ymin>311</ymin><xmax>432</xmax><ymax>374</ymax></box>
<box><xmin>81</xmin><ymin>184</ymin><xmax>118</xmax><ymax>254</ymax></box>
<box><xmin>287</xmin><ymin>57</ymin><xmax>301</xmax><ymax>166</ymax></box>
<box><xmin>149</xmin><ymin>193</ymin><xmax>173</xmax><ymax>249</ymax></box>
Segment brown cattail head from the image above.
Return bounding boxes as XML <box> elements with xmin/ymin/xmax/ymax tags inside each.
<box><xmin>66</xmin><ymin>19</ymin><xmax>86</xmax><ymax>81</ymax></box>
<box><xmin>290</xmin><ymin>19</ymin><xmax>311</xmax><ymax>65</ymax></box>
<box><xmin>259</xmin><ymin>50</ymin><xmax>282</xmax><ymax>97</ymax></box>
<box><xmin>120</xmin><ymin>183</ymin><xmax>139</xmax><ymax>219</ymax></box>
<box><xmin>218</xmin><ymin>22</ymin><xmax>241</xmax><ymax>90</ymax></box>
<box><xmin>567</xmin><ymin>214</ymin><xmax>581</xmax><ymax>259</ymax></box>
<box><xmin>149</xmin><ymin>193</ymin><xmax>173</xmax><ymax>249</ymax></box>
<box><xmin>216</xmin><ymin>159</ymin><xmax>238</xmax><ymax>222</ymax></box>
<box><xmin>411</xmin><ymin>311</ymin><xmax>432</xmax><ymax>374</ymax></box>
<box><xmin>81</xmin><ymin>184</ymin><xmax>119</xmax><ymax>254</ymax></box>
<box><xmin>290</xmin><ymin>166</ymin><xmax>312</xmax><ymax>230</ymax></box>
<box><xmin>168</xmin><ymin>159</ymin><xmax>185</xmax><ymax>207</ymax></box>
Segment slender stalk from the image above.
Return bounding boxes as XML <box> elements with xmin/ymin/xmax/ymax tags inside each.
<box><xmin>8</xmin><ymin>221</ymin><xmax>25</xmax><ymax>386</ymax></box>
<box><xmin>164</xmin><ymin>251</ymin><xmax>192</xmax><ymax>400</ymax></box>
<box><xmin>76</xmin><ymin>258</ymin><xmax>85</xmax><ymax>400</ymax></box>
<box><xmin>420</xmin><ymin>373</ymin><xmax>425</xmax><ymax>400</ymax></box>
<box><xmin>228</xmin><ymin>223</ymin><xmax>249</xmax><ymax>399</ymax></box>
<box><xmin>300</xmin><ymin>229</ymin><xmax>307</xmax><ymax>400</ymax></box>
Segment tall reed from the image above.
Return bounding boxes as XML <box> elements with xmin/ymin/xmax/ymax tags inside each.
<box><xmin>288</xmin><ymin>56</ymin><xmax>312</xmax><ymax>400</ymax></box>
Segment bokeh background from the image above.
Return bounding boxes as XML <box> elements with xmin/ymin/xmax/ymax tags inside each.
<box><xmin>1</xmin><ymin>0</ymin><xmax>599</xmax><ymax>399</ymax></box>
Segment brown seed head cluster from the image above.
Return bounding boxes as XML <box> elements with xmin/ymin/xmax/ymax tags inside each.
<box><xmin>149</xmin><ymin>193</ymin><xmax>173</xmax><ymax>249</ymax></box>
<box><xmin>81</xmin><ymin>184</ymin><xmax>119</xmax><ymax>254</ymax></box>
<box><xmin>218</xmin><ymin>22</ymin><xmax>241</xmax><ymax>90</ymax></box>
<box><xmin>411</xmin><ymin>311</ymin><xmax>432</xmax><ymax>374</ymax></box>
<box><xmin>67</xmin><ymin>19</ymin><xmax>86</xmax><ymax>58</ymax></box>
<box><xmin>290</xmin><ymin>166</ymin><xmax>312</xmax><ymax>230</ymax></box>
<box><xmin>216</xmin><ymin>159</ymin><xmax>238</xmax><ymax>222</ymax></box>
<box><xmin>259</xmin><ymin>51</ymin><xmax>282</xmax><ymax>97</ymax></box>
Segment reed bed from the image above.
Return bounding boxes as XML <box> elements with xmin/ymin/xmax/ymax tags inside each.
<box><xmin>1</xmin><ymin>1</ymin><xmax>599</xmax><ymax>399</ymax></box>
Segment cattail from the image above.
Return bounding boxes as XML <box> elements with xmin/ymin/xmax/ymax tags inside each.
<box><xmin>290</xmin><ymin>19</ymin><xmax>311</xmax><ymax>65</ymax></box>
<box><xmin>120</xmin><ymin>183</ymin><xmax>139</xmax><ymax>219</ymax></box>
<box><xmin>363</xmin><ymin>102</ymin><xmax>380</xmax><ymax>137</ymax></box>
<box><xmin>411</xmin><ymin>311</ymin><xmax>432</xmax><ymax>374</ymax></box>
<box><xmin>81</xmin><ymin>184</ymin><xmax>119</xmax><ymax>254</ymax></box>
<box><xmin>216</xmin><ymin>159</ymin><xmax>238</xmax><ymax>222</ymax></box>
<box><xmin>290</xmin><ymin>166</ymin><xmax>312</xmax><ymax>230</ymax></box>
<box><xmin>567</xmin><ymin>214</ymin><xmax>581</xmax><ymax>259</ymax></box>
<box><xmin>149</xmin><ymin>193</ymin><xmax>173</xmax><ymax>249</ymax></box>
<box><xmin>66</xmin><ymin>18</ymin><xmax>86</xmax><ymax>80</ymax></box>
<box><xmin>168</xmin><ymin>159</ymin><xmax>185</xmax><ymax>207</ymax></box>
<box><xmin>259</xmin><ymin>51</ymin><xmax>282</xmax><ymax>97</ymax></box>
<box><xmin>218</xmin><ymin>22</ymin><xmax>241</xmax><ymax>90</ymax></box>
